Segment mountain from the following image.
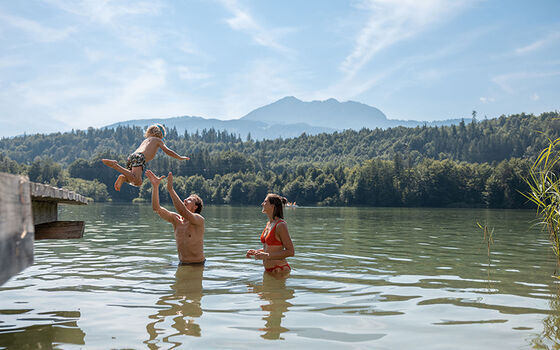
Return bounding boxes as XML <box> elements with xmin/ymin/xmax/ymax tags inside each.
<box><xmin>104</xmin><ymin>97</ymin><xmax>469</xmax><ymax>139</ymax></box>
<box><xmin>242</xmin><ymin>96</ymin><xmax>389</xmax><ymax>129</ymax></box>
<box><xmin>104</xmin><ymin>115</ymin><xmax>336</xmax><ymax>140</ymax></box>
<box><xmin>242</xmin><ymin>96</ymin><xmax>468</xmax><ymax>129</ymax></box>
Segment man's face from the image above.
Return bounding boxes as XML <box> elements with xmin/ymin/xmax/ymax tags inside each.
<box><xmin>184</xmin><ymin>196</ymin><xmax>197</xmax><ymax>213</ymax></box>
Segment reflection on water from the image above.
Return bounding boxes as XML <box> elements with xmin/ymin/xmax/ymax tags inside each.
<box><xmin>531</xmin><ymin>289</ymin><xmax>560</xmax><ymax>349</ymax></box>
<box><xmin>248</xmin><ymin>273</ymin><xmax>294</xmax><ymax>340</ymax></box>
<box><xmin>0</xmin><ymin>203</ymin><xmax>560</xmax><ymax>349</ymax></box>
<box><xmin>146</xmin><ymin>265</ymin><xmax>204</xmax><ymax>348</ymax></box>
<box><xmin>0</xmin><ymin>311</ymin><xmax>84</xmax><ymax>349</ymax></box>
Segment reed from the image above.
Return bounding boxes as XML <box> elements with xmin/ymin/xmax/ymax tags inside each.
<box><xmin>477</xmin><ymin>222</ymin><xmax>495</xmax><ymax>286</ymax></box>
<box><xmin>477</xmin><ymin>222</ymin><xmax>494</xmax><ymax>262</ymax></box>
<box><xmin>524</xmin><ymin>137</ymin><xmax>560</xmax><ymax>271</ymax></box>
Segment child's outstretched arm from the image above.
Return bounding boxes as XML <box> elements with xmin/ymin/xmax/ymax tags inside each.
<box><xmin>147</xmin><ymin>170</ymin><xmax>176</xmax><ymax>224</ymax></box>
<box><xmin>160</xmin><ymin>142</ymin><xmax>190</xmax><ymax>160</ymax></box>
<box><xmin>166</xmin><ymin>172</ymin><xmax>189</xmax><ymax>218</ymax></box>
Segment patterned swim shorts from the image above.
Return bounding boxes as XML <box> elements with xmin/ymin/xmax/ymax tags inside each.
<box><xmin>126</xmin><ymin>152</ymin><xmax>146</xmax><ymax>170</ymax></box>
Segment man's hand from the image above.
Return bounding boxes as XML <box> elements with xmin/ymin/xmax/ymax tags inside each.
<box><xmin>146</xmin><ymin>170</ymin><xmax>165</xmax><ymax>186</ymax></box>
<box><xmin>166</xmin><ymin>172</ymin><xmax>174</xmax><ymax>190</ymax></box>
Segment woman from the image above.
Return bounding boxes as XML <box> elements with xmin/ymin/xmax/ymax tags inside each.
<box><xmin>246</xmin><ymin>194</ymin><xmax>295</xmax><ymax>273</ymax></box>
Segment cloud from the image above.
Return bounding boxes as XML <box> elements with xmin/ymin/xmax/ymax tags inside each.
<box><xmin>530</xmin><ymin>93</ymin><xmax>539</xmax><ymax>101</ymax></box>
<box><xmin>83</xmin><ymin>48</ymin><xmax>106</xmax><ymax>63</ymax></box>
<box><xmin>492</xmin><ymin>71</ymin><xmax>560</xmax><ymax>94</ymax></box>
<box><xmin>178</xmin><ymin>66</ymin><xmax>212</xmax><ymax>81</ymax></box>
<box><xmin>218</xmin><ymin>0</ymin><xmax>296</xmax><ymax>55</ymax></box>
<box><xmin>341</xmin><ymin>0</ymin><xmax>473</xmax><ymax>78</ymax></box>
<box><xmin>221</xmin><ymin>58</ymin><xmax>305</xmax><ymax>118</ymax></box>
<box><xmin>44</xmin><ymin>0</ymin><xmax>164</xmax><ymax>52</ymax></box>
<box><xmin>479</xmin><ymin>97</ymin><xmax>494</xmax><ymax>104</ymax></box>
<box><xmin>0</xmin><ymin>57</ymin><xmax>26</xmax><ymax>70</ymax></box>
<box><xmin>43</xmin><ymin>0</ymin><xmax>164</xmax><ymax>24</ymax></box>
<box><xmin>514</xmin><ymin>31</ymin><xmax>560</xmax><ymax>55</ymax></box>
<box><xmin>319</xmin><ymin>35</ymin><xmax>475</xmax><ymax>101</ymax></box>
<box><xmin>8</xmin><ymin>58</ymin><xmax>204</xmax><ymax>128</ymax></box>
<box><xmin>0</xmin><ymin>10</ymin><xmax>75</xmax><ymax>43</ymax></box>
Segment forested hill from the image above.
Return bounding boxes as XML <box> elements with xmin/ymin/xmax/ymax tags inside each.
<box><xmin>0</xmin><ymin>111</ymin><xmax>557</xmax><ymax>209</ymax></box>
<box><xmin>1</xmin><ymin>111</ymin><xmax>558</xmax><ymax>167</ymax></box>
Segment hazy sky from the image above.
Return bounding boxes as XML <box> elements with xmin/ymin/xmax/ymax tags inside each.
<box><xmin>1</xmin><ymin>0</ymin><xmax>559</xmax><ymax>137</ymax></box>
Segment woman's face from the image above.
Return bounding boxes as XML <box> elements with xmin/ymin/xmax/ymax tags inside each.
<box><xmin>261</xmin><ymin>196</ymin><xmax>272</xmax><ymax>214</ymax></box>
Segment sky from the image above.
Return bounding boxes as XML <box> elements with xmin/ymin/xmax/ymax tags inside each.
<box><xmin>0</xmin><ymin>0</ymin><xmax>559</xmax><ymax>137</ymax></box>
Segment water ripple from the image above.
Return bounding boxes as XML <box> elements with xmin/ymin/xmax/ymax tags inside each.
<box><xmin>0</xmin><ymin>204</ymin><xmax>558</xmax><ymax>349</ymax></box>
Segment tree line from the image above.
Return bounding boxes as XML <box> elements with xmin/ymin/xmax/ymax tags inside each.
<box><xmin>0</xmin><ymin>111</ymin><xmax>556</xmax><ymax>208</ymax></box>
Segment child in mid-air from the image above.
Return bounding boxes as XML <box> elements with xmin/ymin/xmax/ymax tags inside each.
<box><xmin>102</xmin><ymin>124</ymin><xmax>189</xmax><ymax>191</ymax></box>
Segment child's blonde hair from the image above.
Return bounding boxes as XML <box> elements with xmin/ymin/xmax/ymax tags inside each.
<box><xmin>145</xmin><ymin>124</ymin><xmax>166</xmax><ymax>139</ymax></box>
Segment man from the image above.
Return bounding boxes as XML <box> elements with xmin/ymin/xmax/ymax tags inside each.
<box><xmin>146</xmin><ymin>170</ymin><xmax>205</xmax><ymax>265</ymax></box>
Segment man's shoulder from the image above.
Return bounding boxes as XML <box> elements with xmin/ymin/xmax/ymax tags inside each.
<box><xmin>193</xmin><ymin>213</ymin><xmax>205</xmax><ymax>223</ymax></box>
<box><xmin>178</xmin><ymin>213</ymin><xmax>204</xmax><ymax>223</ymax></box>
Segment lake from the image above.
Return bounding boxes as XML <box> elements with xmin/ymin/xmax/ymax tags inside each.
<box><xmin>1</xmin><ymin>203</ymin><xmax>559</xmax><ymax>349</ymax></box>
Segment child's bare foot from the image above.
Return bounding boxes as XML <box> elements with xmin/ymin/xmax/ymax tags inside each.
<box><xmin>114</xmin><ymin>175</ymin><xmax>126</xmax><ymax>191</ymax></box>
<box><xmin>102</xmin><ymin>159</ymin><xmax>118</xmax><ymax>169</ymax></box>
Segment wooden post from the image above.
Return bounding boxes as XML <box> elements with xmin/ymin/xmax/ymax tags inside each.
<box><xmin>32</xmin><ymin>201</ymin><xmax>58</xmax><ymax>225</ymax></box>
<box><xmin>0</xmin><ymin>173</ymin><xmax>34</xmax><ymax>285</ymax></box>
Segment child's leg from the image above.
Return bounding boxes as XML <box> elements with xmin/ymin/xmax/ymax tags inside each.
<box><xmin>102</xmin><ymin>159</ymin><xmax>140</xmax><ymax>185</ymax></box>
<box><xmin>114</xmin><ymin>169</ymin><xmax>141</xmax><ymax>191</ymax></box>
<box><xmin>114</xmin><ymin>175</ymin><xmax>127</xmax><ymax>191</ymax></box>
<box><xmin>129</xmin><ymin>167</ymin><xmax>143</xmax><ymax>187</ymax></box>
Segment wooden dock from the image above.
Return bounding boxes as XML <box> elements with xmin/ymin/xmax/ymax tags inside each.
<box><xmin>0</xmin><ymin>172</ymin><xmax>87</xmax><ymax>285</ymax></box>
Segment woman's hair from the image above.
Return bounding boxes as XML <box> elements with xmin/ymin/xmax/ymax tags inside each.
<box><xmin>189</xmin><ymin>194</ymin><xmax>203</xmax><ymax>214</ymax></box>
<box><xmin>267</xmin><ymin>193</ymin><xmax>288</xmax><ymax>219</ymax></box>
<box><xmin>145</xmin><ymin>124</ymin><xmax>166</xmax><ymax>139</ymax></box>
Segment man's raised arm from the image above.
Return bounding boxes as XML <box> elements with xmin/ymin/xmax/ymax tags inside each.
<box><xmin>147</xmin><ymin>170</ymin><xmax>175</xmax><ymax>223</ymax></box>
<box><xmin>166</xmin><ymin>172</ymin><xmax>190</xmax><ymax>218</ymax></box>
<box><xmin>166</xmin><ymin>172</ymin><xmax>203</xmax><ymax>226</ymax></box>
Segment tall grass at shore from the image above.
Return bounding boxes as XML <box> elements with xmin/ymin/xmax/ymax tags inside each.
<box><xmin>525</xmin><ymin>137</ymin><xmax>560</xmax><ymax>272</ymax></box>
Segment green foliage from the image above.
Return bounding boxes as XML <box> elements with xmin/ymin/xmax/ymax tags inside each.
<box><xmin>63</xmin><ymin>177</ymin><xmax>110</xmax><ymax>202</ymax></box>
<box><xmin>28</xmin><ymin>157</ymin><xmax>63</xmax><ymax>186</ymax></box>
<box><xmin>525</xmin><ymin>137</ymin><xmax>560</xmax><ymax>265</ymax></box>
<box><xmin>1</xmin><ymin>112</ymin><xmax>558</xmax><ymax>168</ymax></box>
<box><xmin>0</xmin><ymin>152</ymin><xmax>26</xmax><ymax>175</ymax></box>
<box><xmin>0</xmin><ymin>111</ymin><xmax>553</xmax><ymax>207</ymax></box>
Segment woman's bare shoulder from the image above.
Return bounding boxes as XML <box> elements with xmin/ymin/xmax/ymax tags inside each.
<box><xmin>277</xmin><ymin>220</ymin><xmax>288</xmax><ymax>230</ymax></box>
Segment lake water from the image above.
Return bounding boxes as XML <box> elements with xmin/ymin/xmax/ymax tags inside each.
<box><xmin>1</xmin><ymin>203</ymin><xmax>559</xmax><ymax>349</ymax></box>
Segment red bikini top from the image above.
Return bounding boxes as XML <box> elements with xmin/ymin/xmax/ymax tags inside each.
<box><xmin>260</xmin><ymin>220</ymin><xmax>284</xmax><ymax>246</ymax></box>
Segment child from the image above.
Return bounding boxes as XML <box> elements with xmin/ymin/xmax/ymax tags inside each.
<box><xmin>102</xmin><ymin>124</ymin><xmax>189</xmax><ymax>191</ymax></box>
